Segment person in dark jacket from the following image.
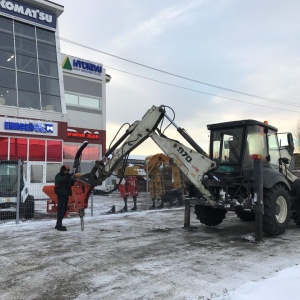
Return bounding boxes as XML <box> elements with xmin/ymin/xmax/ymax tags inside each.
<box><xmin>54</xmin><ymin>165</ymin><xmax>74</xmax><ymax>231</ymax></box>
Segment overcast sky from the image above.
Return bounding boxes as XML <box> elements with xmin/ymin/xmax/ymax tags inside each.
<box><xmin>56</xmin><ymin>0</ymin><xmax>300</xmax><ymax>156</ymax></box>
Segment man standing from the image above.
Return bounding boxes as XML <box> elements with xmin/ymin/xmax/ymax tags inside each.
<box><xmin>54</xmin><ymin>165</ymin><xmax>74</xmax><ymax>231</ymax></box>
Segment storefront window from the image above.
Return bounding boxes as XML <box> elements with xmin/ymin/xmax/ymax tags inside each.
<box><xmin>30</xmin><ymin>164</ymin><xmax>43</xmax><ymax>183</ymax></box>
<box><xmin>81</xmin><ymin>146</ymin><xmax>100</xmax><ymax>160</ymax></box>
<box><xmin>10</xmin><ymin>138</ymin><xmax>28</xmax><ymax>160</ymax></box>
<box><xmin>47</xmin><ymin>140</ymin><xmax>62</xmax><ymax>162</ymax></box>
<box><xmin>29</xmin><ymin>139</ymin><xmax>45</xmax><ymax>161</ymax></box>
<box><xmin>63</xmin><ymin>144</ymin><xmax>78</xmax><ymax>159</ymax></box>
<box><xmin>0</xmin><ymin>137</ymin><xmax>9</xmax><ymax>160</ymax></box>
<box><xmin>46</xmin><ymin>163</ymin><xmax>61</xmax><ymax>183</ymax></box>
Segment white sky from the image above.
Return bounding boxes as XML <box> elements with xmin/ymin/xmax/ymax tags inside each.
<box><xmin>56</xmin><ymin>0</ymin><xmax>300</xmax><ymax>156</ymax></box>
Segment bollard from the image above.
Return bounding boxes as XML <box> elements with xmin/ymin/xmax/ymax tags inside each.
<box><xmin>184</xmin><ymin>199</ymin><xmax>191</xmax><ymax>228</ymax></box>
<box><xmin>252</xmin><ymin>155</ymin><xmax>264</xmax><ymax>243</ymax></box>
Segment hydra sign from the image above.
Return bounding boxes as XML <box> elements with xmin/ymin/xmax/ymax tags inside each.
<box><xmin>0</xmin><ymin>0</ymin><xmax>56</xmax><ymax>29</ymax></box>
<box><xmin>62</xmin><ymin>54</ymin><xmax>103</xmax><ymax>79</ymax></box>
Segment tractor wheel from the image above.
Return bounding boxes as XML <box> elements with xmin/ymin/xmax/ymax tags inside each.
<box><xmin>235</xmin><ymin>209</ymin><xmax>255</xmax><ymax>222</ymax></box>
<box><xmin>263</xmin><ymin>185</ymin><xmax>290</xmax><ymax>235</ymax></box>
<box><xmin>194</xmin><ymin>205</ymin><xmax>227</xmax><ymax>226</ymax></box>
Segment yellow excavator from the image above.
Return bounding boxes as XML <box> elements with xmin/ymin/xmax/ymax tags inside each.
<box><xmin>145</xmin><ymin>153</ymin><xmax>186</xmax><ymax>208</ymax></box>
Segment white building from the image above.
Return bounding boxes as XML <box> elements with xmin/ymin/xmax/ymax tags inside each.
<box><xmin>0</xmin><ymin>0</ymin><xmax>110</xmax><ymax>198</ymax></box>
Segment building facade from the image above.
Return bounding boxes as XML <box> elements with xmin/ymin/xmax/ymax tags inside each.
<box><xmin>0</xmin><ymin>0</ymin><xmax>110</xmax><ymax>198</ymax></box>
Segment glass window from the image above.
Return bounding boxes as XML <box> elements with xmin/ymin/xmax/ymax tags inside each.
<box><xmin>79</xmin><ymin>96</ymin><xmax>100</xmax><ymax>108</ymax></box>
<box><xmin>40</xmin><ymin>76</ymin><xmax>60</xmax><ymax>96</ymax></box>
<box><xmin>65</xmin><ymin>93</ymin><xmax>78</xmax><ymax>105</ymax></box>
<box><xmin>15</xmin><ymin>36</ymin><xmax>37</xmax><ymax>58</ymax></box>
<box><xmin>18</xmin><ymin>90</ymin><xmax>40</xmax><ymax>110</ymax></box>
<box><xmin>16</xmin><ymin>54</ymin><xmax>38</xmax><ymax>73</ymax></box>
<box><xmin>268</xmin><ymin>130</ymin><xmax>280</xmax><ymax>165</ymax></box>
<box><xmin>30</xmin><ymin>165</ymin><xmax>43</xmax><ymax>183</ymax></box>
<box><xmin>247</xmin><ymin>126</ymin><xmax>268</xmax><ymax>159</ymax></box>
<box><xmin>0</xmin><ymin>87</ymin><xmax>17</xmax><ymax>107</ymax></box>
<box><xmin>0</xmin><ymin>16</ymin><xmax>13</xmax><ymax>33</ymax></box>
<box><xmin>0</xmin><ymin>137</ymin><xmax>9</xmax><ymax>160</ymax></box>
<box><xmin>82</xmin><ymin>146</ymin><xmax>100</xmax><ymax>160</ymax></box>
<box><xmin>47</xmin><ymin>140</ymin><xmax>62</xmax><ymax>162</ymax></box>
<box><xmin>46</xmin><ymin>163</ymin><xmax>61</xmax><ymax>183</ymax></box>
<box><xmin>36</xmin><ymin>28</ymin><xmax>56</xmax><ymax>45</ymax></box>
<box><xmin>29</xmin><ymin>139</ymin><xmax>45</xmax><ymax>161</ymax></box>
<box><xmin>0</xmin><ymin>68</ymin><xmax>16</xmax><ymax>89</ymax></box>
<box><xmin>17</xmin><ymin>72</ymin><xmax>39</xmax><ymax>92</ymax></box>
<box><xmin>37</xmin><ymin>42</ymin><xmax>57</xmax><ymax>62</ymax></box>
<box><xmin>14</xmin><ymin>21</ymin><xmax>35</xmax><ymax>39</ymax></box>
<box><xmin>41</xmin><ymin>94</ymin><xmax>62</xmax><ymax>112</ymax></box>
<box><xmin>0</xmin><ymin>49</ymin><xmax>15</xmax><ymax>69</ymax></box>
<box><xmin>63</xmin><ymin>144</ymin><xmax>78</xmax><ymax>159</ymax></box>
<box><xmin>0</xmin><ymin>31</ymin><xmax>14</xmax><ymax>53</ymax></box>
<box><xmin>39</xmin><ymin>59</ymin><xmax>58</xmax><ymax>77</ymax></box>
<box><xmin>10</xmin><ymin>138</ymin><xmax>28</xmax><ymax>160</ymax></box>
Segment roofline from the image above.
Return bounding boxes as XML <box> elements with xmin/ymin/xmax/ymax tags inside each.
<box><xmin>207</xmin><ymin>119</ymin><xmax>278</xmax><ymax>131</ymax></box>
<box><xmin>20</xmin><ymin>0</ymin><xmax>64</xmax><ymax>17</ymax></box>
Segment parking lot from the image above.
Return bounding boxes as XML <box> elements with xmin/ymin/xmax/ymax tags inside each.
<box><xmin>1</xmin><ymin>192</ymin><xmax>300</xmax><ymax>300</ymax></box>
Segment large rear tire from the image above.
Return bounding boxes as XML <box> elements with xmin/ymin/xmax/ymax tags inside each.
<box><xmin>263</xmin><ymin>185</ymin><xmax>290</xmax><ymax>235</ymax></box>
<box><xmin>194</xmin><ymin>205</ymin><xmax>227</xmax><ymax>226</ymax></box>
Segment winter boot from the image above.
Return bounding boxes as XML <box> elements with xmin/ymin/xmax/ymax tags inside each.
<box><xmin>131</xmin><ymin>197</ymin><xmax>137</xmax><ymax>211</ymax></box>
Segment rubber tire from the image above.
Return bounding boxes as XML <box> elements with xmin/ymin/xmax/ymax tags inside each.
<box><xmin>23</xmin><ymin>197</ymin><xmax>34</xmax><ymax>219</ymax></box>
<box><xmin>263</xmin><ymin>185</ymin><xmax>290</xmax><ymax>236</ymax></box>
<box><xmin>235</xmin><ymin>209</ymin><xmax>255</xmax><ymax>222</ymax></box>
<box><xmin>194</xmin><ymin>205</ymin><xmax>227</xmax><ymax>226</ymax></box>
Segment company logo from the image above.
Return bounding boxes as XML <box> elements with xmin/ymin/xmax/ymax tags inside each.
<box><xmin>62</xmin><ymin>57</ymin><xmax>72</xmax><ymax>70</ymax></box>
<box><xmin>62</xmin><ymin>56</ymin><xmax>102</xmax><ymax>76</ymax></box>
<box><xmin>0</xmin><ymin>0</ymin><xmax>56</xmax><ymax>28</ymax></box>
<box><xmin>4</xmin><ymin>121</ymin><xmax>54</xmax><ymax>133</ymax></box>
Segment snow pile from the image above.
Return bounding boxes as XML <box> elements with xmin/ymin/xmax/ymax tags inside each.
<box><xmin>220</xmin><ymin>265</ymin><xmax>300</xmax><ymax>300</ymax></box>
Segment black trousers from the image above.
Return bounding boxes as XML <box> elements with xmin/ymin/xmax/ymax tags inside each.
<box><xmin>57</xmin><ymin>195</ymin><xmax>68</xmax><ymax>226</ymax></box>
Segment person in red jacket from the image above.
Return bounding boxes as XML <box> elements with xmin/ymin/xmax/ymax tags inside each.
<box><xmin>54</xmin><ymin>165</ymin><xmax>74</xmax><ymax>231</ymax></box>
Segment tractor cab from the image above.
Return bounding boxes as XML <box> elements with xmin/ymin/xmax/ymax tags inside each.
<box><xmin>207</xmin><ymin>120</ymin><xmax>294</xmax><ymax>178</ymax></box>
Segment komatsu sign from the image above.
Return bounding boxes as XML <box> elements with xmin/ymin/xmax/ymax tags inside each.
<box><xmin>0</xmin><ymin>0</ymin><xmax>56</xmax><ymax>28</ymax></box>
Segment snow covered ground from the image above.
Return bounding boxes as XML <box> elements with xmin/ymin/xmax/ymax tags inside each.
<box><xmin>1</xmin><ymin>193</ymin><xmax>300</xmax><ymax>300</ymax></box>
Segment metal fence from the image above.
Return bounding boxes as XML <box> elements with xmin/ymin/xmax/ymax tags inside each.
<box><xmin>0</xmin><ymin>160</ymin><xmax>186</xmax><ymax>226</ymax></box>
